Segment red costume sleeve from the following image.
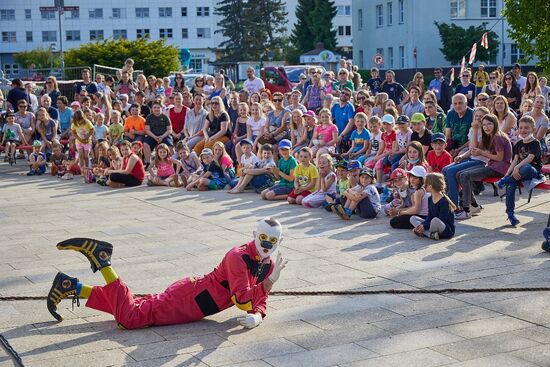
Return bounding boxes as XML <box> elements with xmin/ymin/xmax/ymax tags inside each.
<box><xmin>225</xmin><ymin>251</ymin><xmax>272</xmax><ymax>317</ymax></box>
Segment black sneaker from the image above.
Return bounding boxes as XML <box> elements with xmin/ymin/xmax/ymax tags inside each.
<box><xmin>57</xmin><ymin>238</ymin><xmax>113</xmax><ymax>273</ymax></box>
<box><xmin>47</xmin><ymin>272</ymin><xmax>79</xmax><ymax>322</ymax></box>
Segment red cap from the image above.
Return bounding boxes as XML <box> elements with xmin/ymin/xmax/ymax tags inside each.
<box><xmin>390</xmin><ymin>168</ymin><xmax>407</xmax><ymax>180</ymax></box>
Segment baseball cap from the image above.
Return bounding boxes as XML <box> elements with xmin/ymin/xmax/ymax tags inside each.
<box><xmin>347</xmin><ymin>160</ymin><xmax>361</xmax><ymax>171</ymax></box>
<box><xmin>304</xmin><ymin>110</ymin><xmax>316</xmax><ymax>118</ymax></box>
<box><xmin>360</xmin><ymin>168</ymin><xmax>375</xmax><ymax>177</ymax></box>
<box><xmin>32</xmin><ymin>140</ymin><xmax>42</xmax><ymax>147</ymax></box>
<box><xmin>410</xmin><ymin>113</ymin><xmax>426</xmax><ymax>124</ymax></box>
<box><xmin>390</xmin><ymin>168</ymin><xmax>407</xmax><ymax>180</ymax></box>
<box><xmin>381</xmin><ymin>114</ymin><xmax>395</xmax><ymax>124</ymax></box>
<box><xmin>278</xmin><ymin>139</ymin><xmax>292</xmax><ymax>150</ymax></box>
<box><xmin>407</xmin><ymin>166</ymin><xmax>427</xmax><ymax>179</ymax></box>
<box><xmin>240</xmin><ymin>138</ymin><xmax>253</xmax><ymax>147</ymax></box>
<box><xmin>396</xmin><ymin>115</ymin><xmax>410</xmax><ymax>124</ymax></box>
<box><xmin>431</xmin><ymin>132</ymin><xmax>447</xmax><ymax>143</ymax></box>
<box><xmin>513</xmin><ymin>63</ymin><xmax>521</xmax><ymax>69</ymax></box>
<box><xmin>200</xmin><ymin>148</ymin><xmax>213</xmax><ymax>156</ymax></box>
<box><xmin>335</xmin><ymin>160</ymin><xmax>348</xmax><ymax>169</ymax></box>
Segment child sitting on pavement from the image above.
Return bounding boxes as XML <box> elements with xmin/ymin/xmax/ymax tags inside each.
<box><xmin>175</xmin><ymin>141</ymin><xmax>202</xmax><ymax>186</ymax></box>
<box><xmin>334</xmin><ymin>168</ymin><xmax>380</xmax><ymax>220</ymax></box>
<box><xmin>261</xmin><ymin>139</ymin><xmax>298</xmax><ymax>201</ymax></box>
<box><xmin>287</xmin><ymin>147</ymin><xmax>318</xmax><ymax>205</ymax></box>
<box><xmin>229</xmin><ymin>144</ymin><xmax>276</xmax><ymax>194</ymax></box>
<box><xmin>426</xmin><ymin>133</ymin><xmax>453</xmax><ymax>173</ymax></box>
<box><xmin>186</xmin><ymin>148</ymin><xmax>226</xmax><ymax>191</ymax></box>
<box><xmin>302</xmin><ymin>153</ymin><xmax>337</xmax><ymax>208</ymax></box>
<box><xmin>322</xmin><ymin>160</ymin><xmax>350</xmax><ymax>211</ymax></box>
<box><xmin>27</xmin><ymin>140</ymin><xmax>47</xmax><ymax>176</ymax></box>
<box><xmin>389</xmin><ymin>166</ymin><xmax>430</xmax><ymax>230</ymax></box>
<box><xmin>50</xmin><ymin>142</ymin><xmax>67</xmax><ymax>177</ymax></box>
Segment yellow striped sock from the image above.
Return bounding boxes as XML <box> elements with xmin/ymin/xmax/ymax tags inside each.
<box><xmin>79</xmin><ymin>284</ymin><xmax>93</xmax><ymax>298</ymax></box>
<box><xmin>100</xmin><ymin>266</ymin><xmax>118</xmax><ymax>284</ymax></box>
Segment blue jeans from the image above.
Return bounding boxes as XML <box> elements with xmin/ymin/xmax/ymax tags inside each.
<box><xmin>442</xmin><ymin>158</ymin><xmax>485</xmax><ymax>206</ymax></box>
<box><xmin>505</xmin><ymin>164</ymin><xmax>539</xmax><ymax>216</ymax></box>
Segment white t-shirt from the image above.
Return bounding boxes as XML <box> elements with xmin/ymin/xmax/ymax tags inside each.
<box><xmin>369</xmin><ymin>131</ymin><xmax>383</xmax><ymax>155</ymax></box>
<box><xmin>244</xmin><ymin>77</ymin><xmax>265</xmax><ymax>94</ymax></box>
<box><xmin>517</xmin><ymin>75</ymin><xmax>527</xmax><ymax>92</ymax></box>
<box><xmin>247</xmin><ymin>116</ymin><xmax>266</xmax><ymax>137</ymax></box>
<box><xmin>240</xmin><ymin>152</ymin><xmax>259</xmax><ymax>167</ymax></box>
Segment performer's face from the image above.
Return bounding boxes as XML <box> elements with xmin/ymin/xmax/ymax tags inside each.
<box><xmin>254</xmin><ymin>219</ymin><xmax>283</xmax><ymax>259</ymax></box>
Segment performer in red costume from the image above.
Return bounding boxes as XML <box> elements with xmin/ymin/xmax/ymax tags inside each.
<box><xmin>47</xmin><ymin>217</ymin><xmax>287</xmax><ymax>329</ymax></box>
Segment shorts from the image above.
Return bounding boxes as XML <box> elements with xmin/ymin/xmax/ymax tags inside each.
<box><xmin>250</xmin><ymin>174</ymin><xmax>273</xmax><ymax>190</ymax></box>
<box><xmin>207</xmin><ymin>178</ymin><xmax>226</xmax><ymax>190</ymax></box>
<box><xmin>144</xmin><ymin>135</ymin><xmax>174</xmax><ymax>150</ymax></box>
<box><xmin>288</xmin><ymin>189</ymin><xmax>312</xmax><ymax>199</ymax></box>
<box><xmin>267</xmin><ymin>183</ymin><xmax>293</xmax><ymax>196</ymax></box>
<box><xmin>4</xmin><ymin>139</ymin><xmax>20</xmax><ymax>145</ymax></box>
<box><xmin>76</xmin><ymin>142</ymin><xmax>92</xmax><ymax>152</ymax></box>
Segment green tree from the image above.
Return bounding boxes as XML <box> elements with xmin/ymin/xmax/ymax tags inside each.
<box><xmin>14</xmin><ymin>48</ymin><xmax>60</xmax><ymax>70</ymax></box>
<box><xmin>310</xmin><ymin>0</ymin><xmax>338</xmax><ymax>50</ymax></box>
<box><xmin>503</xmin><ymin>0</ymin><xmax>550</xmax><ymax>73</ymax></box>
<box><xmin>64</xmin><ymin>38</ymin><xmax>179</xmax><ymax>76</ymax></box>
<box><xmin>435</xmin><ymin>22</ymin><xmax>499</xmax><ymax>64</ymax></box>
<box><xmin>215</xmin><ymin>0</ymin><xmax>287</xmax><ymax>61</ymax></box>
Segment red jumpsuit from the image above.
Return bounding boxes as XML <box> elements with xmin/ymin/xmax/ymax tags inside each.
<box><xmin>85</xmin><ymin>241</ymin><xmax>273</xmax><ymax>329</ymax></box>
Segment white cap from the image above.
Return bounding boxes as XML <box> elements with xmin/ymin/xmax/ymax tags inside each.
<box><xmin>406</xmin><ymin>166</ymin><xmax>427</xmax><ymax>179</ymax></box>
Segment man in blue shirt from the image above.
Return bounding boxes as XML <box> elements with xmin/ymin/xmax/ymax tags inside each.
<box><xmin>6</xmin><ymin>79</ymin><xmax>30</xmax><ymax>112</ymax></box>
<box><xmin>56</xmin><ymin>96</ymin><xmax>73</xmax><ymax>138</ymax></box>
<box><xmin>40</xmin><ymin>95</ymin><xmax>58</xmax><ymax>121</ymax></box>
<box><xmin>331</xmin><ymin>87</ymin><xmax>355</xmax><ymax>152</ymax></box>
<box><xmin>454</xmin><ymin>70</ymin><xmax>476</xmax><ymax>109</ymax></box>
<box><xmin>381</xmin><ymin>70</ymin><xmax>408</xmax><ymax>105</ymax></box>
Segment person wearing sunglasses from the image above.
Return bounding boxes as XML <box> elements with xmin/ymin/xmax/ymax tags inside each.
<box><xmin>332</xmin><ymin>68</ymin><xmax>354</xmax><ymax>97</ymax></box>
<box><xmin>454</xmin><ymin>70</ymin><xmax>476</xmax><ymax>109</ymax></box>
<box><xmin>499</xmin><ymin>71</ymin><xmax>522</xmax><ymax>112</ymax></box>
<box><xmin>481</xmin><ymin>72</ymin><xmax>500</xmax><ymax>97</ymax></box>
<box><xmin>473</xmin><ymin>64</ymin><xmax>489</xmax><ymax>96</ymax></box>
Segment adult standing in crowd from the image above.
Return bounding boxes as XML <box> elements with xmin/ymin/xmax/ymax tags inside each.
<box><xmin>243</xmin><ymin>67</ymin><xmax>265</xmax><ymax>95</ymax></box>
<box><xmin>183</xmin><ymin>94</ymin><xmax>208</xmax><ymax>150</ymax></box>
<box><xmin>73</xmin><ymin>68</ymin><xmax>98</xmax><ymax>102</ymax></box>
<box><xmin>455</xmin><ymin>69</ymin><xmax>476</xmax><ymax>109</ymax></box>
<box><xmin>481</xmin><ymin>72</ymin><xmax>500</xmax><ymax>97</ymax></box>
<box><xmin>428</xmin><ymin>67</ymin><xmax>452</xmax><ymax>112</ymax></box>
<box><xmin>381</xmin><ymin>70</ymin><xmax>408</xmax><ymax>106</ymax></box>
<box><xmin>511</xmin><ymin>63</ymin><xmax>527</xmax><ymax>92</ymax></box>
<box><xmin>43</xmin><ymin>76</ymin><xmax>60</xmax><ymax>103</ymax></box>
<box><xmin>407</xmin><ymin>72</ymin><xmax>426</xmax><ymax>95</ymax></box>
<box><xmin>473</xmin><ymin>64</ymin><xmax>489</xmax><ymax>96</ymax></box>
<box><xmin>293</xmin><ymin>74</ymin><xmax>308</xmax><ymax>97</ymax></box>
<box><xmin>332</xmin><ymin>68</ymin><xmax>354</xmax><ymax>97</ymax></box>
<box><xmin>6</xmin><ymin>79</ymin><xmax>29</xmax><ymax>113</ymax></box>
<box><xmin>302</xmin><ymin>71</ymin><xmax>325</xmax><ymax>113</ymax></box>
<box><xmin>25</xmin><ymin>83</ymin><xmax>39</xmax><ymax>112</ymax></box>
<box><xmin>499</xmin><ymin>72</ymin><xmax>522</xmax><ymax>112</ymax></box>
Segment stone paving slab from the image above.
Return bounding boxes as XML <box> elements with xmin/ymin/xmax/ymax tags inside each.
<box><xmin>1</xmin><ymin>166</ymin><xmax>550</xmax><ymax>366</ymax></box>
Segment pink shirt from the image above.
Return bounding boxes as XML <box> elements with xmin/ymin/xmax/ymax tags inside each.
<box><xmin>157</xmin><ymin>158</ymin><xmax>175</xmax><ymax>177</ymax></box>
<box><xmin>315</xmin><ymin>124</ymin><xmax>338</xmax><ymax>146</ymax></box>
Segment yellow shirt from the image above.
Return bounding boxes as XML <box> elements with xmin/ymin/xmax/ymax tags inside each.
<box><xmin>71</xmin><ymin>120</ymin><xmax>94</xmax><ymax>144</ymax></box>
<box><xmin>294</xmin><ymin>163</ymin><xmax>319</xmax><ymax>191</ymax></box>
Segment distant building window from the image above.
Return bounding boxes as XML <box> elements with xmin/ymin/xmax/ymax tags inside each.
<box><xmin>481</xmin><ymin>0</ymin><xmax>496</xmax><ymax>17</ymax></box>
<box><xmin>182</xmin><ymin>28</ymin><xmax>189</xmax><ymax>39</ymax></box>
<box><xmin>25</xmin><ymin>9</ymin><xmax>31</xmax><ymax>19</ymax></box>
<box><xmin>336</xmin><ymin>5</ymin><xmax>351</xmax><ymax>16</ymax></box>
<box><xmin>0</xmin><ymin>9</ymin><xmax>15</xmax><ymax>20</ymax></box>
<box><xmin>88</xmin><ymin>8</ymin><xmax>103</xmax><ymax>19</ymax></box>
<box><xmin>66</xmin><ymin>30</ymin><xmax>81</xmax><ymax>41</ymax></box>
<box><xmin>376</xmin><ymin>5</ymin><xmax>383</xmax><ymax>27</ymax></box>
<box><xmin>358</xmin><ymin>9</ymin><xmax>363</xmax><ymax>30</ymax></box>
<box><xmin>388</xmin><ymin>47</ymin><xmax>394</xmax><ymax>68</ymax></box>
<box><xmin>159</xmin><ymin>7</ymin><xmax>172</xmax><ymax>17</ymax></box>
<box><xmin>4</xmin><ymin>64</ymin><xmax>19</xmax><ymax>76</ymax></box>
<box><xmin>41</xmin><ymin>10</ymin><xmax>56</xmax><ymax>20</ymax></box>
<box><xmin>26</xmin><ymin>31</ymin><xmax>33</xmax><ymax>42</ymax></box>
<box><xmin>65</xmin><ymin>10</ymin><xmax>79</xmax><ymax>19</ymax></box>
<box><xmin>160</xmin><ymin>28</ymin><xmax>173</xmax><ymax>38</ymax></box>
<box><xmin>387</xmin><ymin>2</ymin><xmax>393</xmax><ymax>25</ymax></box>
<box><xmin>181</xmin><ymin>7</ymin><xmax>187</xmax><ymax>16</ymax></box>
<box><xmin>345</xmin><ymin>26</ymin><xmax>351</xmax><ymax>36</ymax></box>
<box><xmin>398</xmin><ymin>0</ymin><xmax>404</xmax><ymax>23</ymax></box>
<box><xmin>113</xmin><ymin>29</ymin><xmax>127</xmax><ymax>39</ymax></box>
<box><xmin>42</xmin><ymin>31</ymin><xmax>57</xmax><ymax>42</ymax></box>
<box><xmin>399</xmin><ymin>46</ymin><xmax>405</xmax><ymax>68</ymax></box>
<box><xmin>1</xmin><ymin>31</ymin><xmax>16</xmax><ymax>43</ymax></box>
<box><xmin>136</xmin><ymin>8</ymin><xmax>149</xmax><ymax>18</ymax></box>
<box><xmin>190</xmin><ymin>58</ymin><xmax>203</xmax><ymax>73</ymax></box>
<box><xmin>136</xmin><ymin>29</ymin><xmax>150</xmax><ymax>39</ymax></box>
<box><xmin>510</xmin><ymin>43</ymin><xmax>525</xmax><ymax>64</ymax></box>
<box><xmin>89</xmin><ymin>30</ymin><xmax>104</xmax><ymax>41</ymax></box>
<box><xmin>197</xmin><ymin>7</ymin><xmax>209</xmax><ymax>16</ymax></box>
<box><xmin>450</xmin><ymin>0</ymin><xmax>466</xmax><ymax>18</ymax></box>
<box><xmin>359</xmin><ymin>49</ymin><xmax>364</xmax><ymax>68</ymax></box>
<box><xmin>197</xmin><ymin>28</ymin><xmax>211</xmax><ymax>38</ymax></box>
<box><xmin>112</xmin><ymin>8</ymin><xmax>126</xmax><ymax>19</ymax></box>
<box><xmin>338</xmin><ymin>26</ymin><xmax>344</xmax><ymax>36</ymax></box>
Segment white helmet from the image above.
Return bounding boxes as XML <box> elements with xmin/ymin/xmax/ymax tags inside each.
<box><xmin>253</xmin><ymin>217</ymin><xmax>283</xmax><ymax>259</ymax></box>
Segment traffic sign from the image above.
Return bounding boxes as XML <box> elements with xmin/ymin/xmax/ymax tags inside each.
<box><xmin>372</xmin><ymin>54</ymin><xmax>384</xmax><ymax>65</ymax></box>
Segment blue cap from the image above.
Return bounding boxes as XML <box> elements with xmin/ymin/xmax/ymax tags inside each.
<box><xmin>278</xmin><ymin>139</ymin><xmax>292</xmax><ymax>150</ymax></box>
<box><xmin>431</xmin><ymin>132</ymin><xmax>447</xmax><ymax>143</ymax></box>
<box><xmin>381</xmin><ymin>114</ymin><xmax>395</xmax><ymax>124</ymax></box>
<box><xmin>240</xmin><ymin>138</ymin><xmax>253</xmax><ymax>146</ymax></box>
<box><xmin>347</xmin><ymin>160</ymin><xmax>361</xmax><ymax>171</ymax></box>
<box><xmin>396</xmin><ymin>115</ymin><xmax>410</xmax><ymax>124</ymax></box>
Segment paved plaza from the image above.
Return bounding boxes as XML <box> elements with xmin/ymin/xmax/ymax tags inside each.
<box><xmin>0</xmin><ymin>164</ymin><xmax>550</xmax><ymax>367</ymax></box>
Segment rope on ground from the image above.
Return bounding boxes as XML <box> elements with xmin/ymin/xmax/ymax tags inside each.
<box><xmin>2</xmin><ymin>287</ymin><xmax>550</xmax><ymax>301</ymax></box>
<box><xmin>0</xmin><ymin>333</ymin><xmax>24</xmax><ymax>367</ymax></box>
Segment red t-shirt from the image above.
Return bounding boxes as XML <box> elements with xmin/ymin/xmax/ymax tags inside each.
<box><xmin>381</xmin><ymin>130</ymin><xmax>396</xmax><ymax>153</ymax></box>
<box><xmin>426</xmin><ymin>150</ymin><xmax>453</xmax><ymax>173</ymax></box>
<box><xmin>169</xmin><ymin>106</ymin><xmax>189</xmax><ymax>134</ymax></box>
<box><xmin>123</xmin><ymin>154</ymin><xmax>145</xmax><ymax>182</ymax></box>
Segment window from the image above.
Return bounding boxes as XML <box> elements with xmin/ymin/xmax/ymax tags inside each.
<box><xmin>159</xmin><ymin>28</ymin><xmax>173</xmax><ymax>38</ymax></box>
<box><xmin>450</xmin><ymin>0</ymin><xmax>466</xmax><ymax>18</ymax></box>
<box><xmin>481</xmin><ymin>0</ymin><xmax>497</xmax><ymax>17</ymax></box>
<box><xmin>376</xmin><ymin>5</ymin><xmax>383</xmax><ymax>27</ymax></box>
<box><xmin>181</xmin><ymin>7</ymin><xmax>187</xmax><ymax>16</ymax></box>
<box><xmin>112</xmin><ymin>8</ymin><xmax>126</xmax><ymax>19</ymax></box>
<box><xmin>42</xmin><ymin>31</ymin><xmax>57</xmax><ymax>42</ymax></box>
<box><xmin>358</xmin><ymin>9</ymin><xmax>363</xmax><ymax>30</ymax></box>
<box><xmin>388</xmin><ymin>47</ymin><xmax>394</xmax><ymax>68</ymax></box>
<box><xmin>136</xmin><ymin>29</ymin><xmax>150</xmax><ymax>39</ymax></box>
<box><xmin>41</xmin><ymin>10</ymin><xmax>56</xmax><ymax>20</ymax></box>
<box><xmin>336</xmin><ymin>5</ymin><xmax>351</xmax><ymax>16</ymax></box>
<box><xmin>135</xmin><ymin>8</ymin><xmax>149</xmax><ymax>18</ymax></box>
<box><xmin>197</xmin><ymin>28</ymin><xmax>211</xmax><ymax>38</ymax></box>
<box><xmin>510</xmin><ymin>43</ymin><xmax>525</xmax><ymax>64</ymax></box>
<box><xmin>345</xmin><ymin>26</ymin><xmax>351</xmax><ymax>36</ymax></box>
<box><xmin>4</xmin><ymin>64</ymin><xmax>19</xmax><ymax>76</ymax></box>
<box><xmin>1</xmin><ymin>32</ymin><xmax>16</xmax><ymax>43</ymax></box>
<box><xmin>113</xmin><ymin>29</ymin><xmax>127</xmax><ymax>39</ymax></box>
<box><xmin>196</xmin><ymin>7</ymin><xmax>209</xmax><ymax>16</ymax></box>
<box><xmin>159</xmin><ymin>7</ymin><xmax>172</xmax><ymax>17</ymax></box>
<box><xmin>398</xmin><ymin>0</ymin><xmax>404</xmax><ymax>23</ymax></box>
<box><xmin>387</xmin><ymin>2</ymin><xmax>393</xmax><ymax>25</ymax></box>
<box><xmin>399</xmin><ymin>46</ymin><xmax>405</xmax><ymax>68</ymax></box>
<box><xmin>338</xmin><ymin>26</ymin><xmax>344</xmax><ymax>36</ymax></box>
<box><xmin>25</xmin><ymin>9</ymin><xmax>31</xmax><ymax>19</ymax></box>
<box><xmin>88</xmin><ymin>8</ymin><xmax>103</xmax><ymax>19</ymax></box>
<box><xmin>89</xmin><ymin>30</ymin><xmax>104</xmax><ymax>41</ymax></box>
<box><xmin>26</xmin><ymin>31</ymin><xmax>33</xmax><ymax>42</ymax></box>
<box><xmin>182</xmin><ymin>28</ymin><xmax>189</xmax><ymax>38</ymax></box>
<box><xmin>65</xmin><ymin>10</ymin><xmax>79</xmax><ymax>19</ymax></box>
<box><xmin>0</xmin><ymin>9</ymin><xmax>15</xmax><ymax>20</ymax></box>
<box><xmin>359</xmin><ymin>49</ymin><xmax>364</xmax><ymax>69</ymax></box>
<box><xmin>189</xmin><ymin>58</ymin><xmax>203</xmax><ymax>73</ymax></box>
<box><xmin>66</xmin><ymin>30</ymin><xmax>80</xmax><ymax>41</ymax></box>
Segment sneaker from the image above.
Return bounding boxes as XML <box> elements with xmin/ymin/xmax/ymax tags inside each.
<box><xmin>56</xmin><ymin>237</ymin><xmax>113</xmax><ymax>273</ymax></box>
<box><xmin>454</xmin><ymin>210</ymin><xmax>472</xmax><ymax>220</ymax></box>
<box><xmin>337</xmin><ymin>205</ymin><xmax>352</xmax><ymax>220</ymax></box>
<box><xmin>61</xmin><ymin>173</ymin><xmax>74</xmax><ymax>180</ymax></box>
<box><xmin>507</xmin><ymin>214</ymin><xmax>520</xmax><ymax>227</ymax></box>
<box><xmin>542</xmin><ymin>240</ymin><xmax>550</xmax><ymax>253</ymax></box>
<box><xmin>430</xmin><ymin>232</ymin><xmax>440</xmax><ymax>240</ymax></box>
<box><xmin>470</xmin><ymin>205</ymin><xmax>483</xmax><ymax>216</ymax></box>
<box><xmin>47</xmin><ymin>272</ymin><xmax>79</xmax><ymax>322</ymax></box>
<box><xmin>26</xmin><ymin>170</ymin><xmax>36</xmax><ymax>176</ymax></box>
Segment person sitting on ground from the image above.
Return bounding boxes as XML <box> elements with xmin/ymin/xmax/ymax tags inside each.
<box><xmin>389</xmin><ymin>166</ymin><xmax>430</xmax><ymax>230</ymax></box>
<box><xmin>50</xmin><ymin>142</ymin><xmax>67</xmax><ymax>177</ymax></box>
<box><xmin>147</xmin><ymin>143</ymin><xmax>183</xmax><ymax>187</ymax></box>
<box><xmin>186</xmin><ymin>148</ymin><xmax>226</xmax><ymax>191</ymax></box>
<box><xmin>302</xmin><ymin>153</ymin><xmax>337</xmax><ymax>208</ymax></box>
<box><xmin>2</xmin><ymin>112</ymin><xmax>25</xmax><ymax>164</ymax></box>
<box><xmin>105</xmin><ymin>140</ymin><xmax>145</xmax><ymax>188</ymax></box>
<box><xmin>334</xmin><ymin>168</ymin><xmax>380</xmax><ymax>220</ymax></box>
<box><xmin>27</xmin><ymin>140</ymin><xmax>47</xmax><ymax>176</ymax></box>
<box><xmin>260</xmin><ymin>139</ymin><xmax>298</xmax><ymax>201</ymax></box>
<box><xmin>287</xmin><ymin>147</ymin><xmax>318</xmax><ymax>205</ymax></box>
<box><xmin>321</xmin><ymin>160</ymin><xmax>349</xmax><ymax>211</ymax></box>
<box><xmin>174</xmin><ymin>141</ymin><xmax>202</xmax><ymax>186</ymax></box>
<box><xmin>229</xmin><ymin>144</ymin><xmax>277</xmax><ymax>194</ymax></box>
<box><xmin>426</xmin><ymin>133</ymin><xmax>453</xmax><ymax>173</ymax></box>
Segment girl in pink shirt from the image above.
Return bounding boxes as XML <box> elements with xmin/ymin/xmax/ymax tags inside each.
<box><xmin>147</xmin><ymin>143</ymin><xmax>182</xmax><ymax>186</ymax></box>
<box><xmin>310</xmin><ymin>108</ymin><xmax>338</xmax><ymax>162</ymax></box>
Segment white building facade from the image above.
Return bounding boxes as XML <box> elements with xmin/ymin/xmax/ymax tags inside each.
<box><xmin>0</xmin><ymin>0</ymin><xmax>353</xmax><ymax>78</ymax></box>
<box><xmin>352</xmin><ymin>0</ymin><xmax>534</xmax><ymax>70</ymax></box>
